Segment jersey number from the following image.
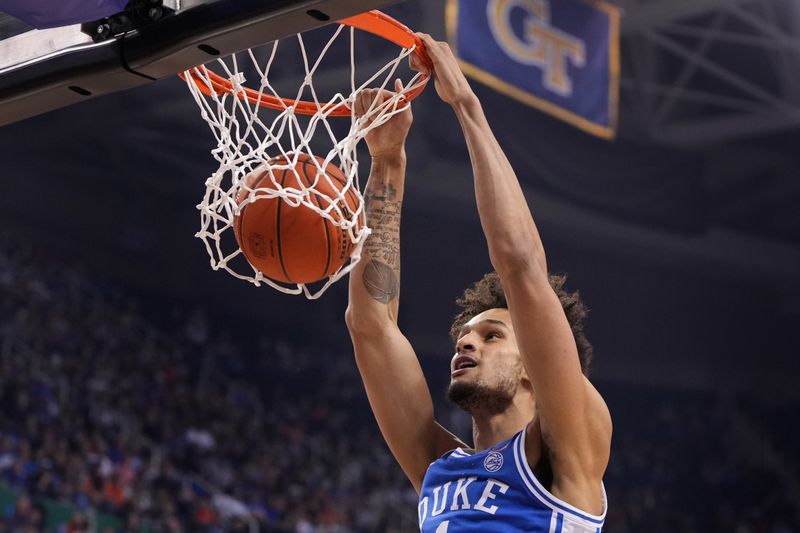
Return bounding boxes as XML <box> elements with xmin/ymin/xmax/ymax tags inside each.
<box><xmin>436</xmin><ymin>522</ymin><xmax>449</xmax><ymax>533</ymax></box>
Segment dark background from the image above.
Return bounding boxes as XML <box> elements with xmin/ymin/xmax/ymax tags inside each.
<box><xmin>1</xmin><ymin>0</ymin><xmax>798</xmax><ymax>393</ymax></box>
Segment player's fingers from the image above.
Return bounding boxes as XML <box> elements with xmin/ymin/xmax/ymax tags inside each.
<box><xmin>395</xmin><ymin>79</ymin><xmax>411</xmax><ymax>108</ymax></box>
<box><xmin>417</xmin><ymin>33</ymin><xmax>447</xmax><ymax>57</ymax></box>
<box><xmin>356</xmin><ymin>86</ymin><xmax>401</xmax><ymax>118</ymax></box>
<box><xmin>416</xmin><ymin>32</ymin><xmax>453</xmax><ymax>70</ymax></box>
<box><xmin>363</xmin><ymin>91</ymin><xmax>374</xmax><ymax>110</ymax></box>
<box><xmin>355</xmin><ymin>89</ymin><xmax>371</xmax><ymax>117</ymax></box>
<box><xmin>364</xmin><ymin>88</ymin><xmax>377</xmax><ymax>110</ymax></box>
<box><xmin>409</xmin><ymin>53</ymin><xmax>420</xmax><ymax>72</ymax></box>
<box><xmin>377</xmin><ymin>87</ymin><xmax>397</xmax><ymax>107</ymax></box>
<box><xmin>368</xmin><ymin>88</ymin><xmax>383</xmax><ymax>109</ymax></box>
<box><xmin>416</xmin><ymin>32</ymin><xmax>435</xmax><ymax>47</ymax></box>
<box><xmin>353</xmin><ymin>90</ymin><xmax>364</xmax><ymax>117</ymax></box>
<box><xmin>415</xmin><ymin>33</ymin><xmax>432</xmax><ymax>54</ymax></box>
<box><xmin>409</xmin><ymin>52</ymin><xmax>429</xmax><ymax>75</ymax></box>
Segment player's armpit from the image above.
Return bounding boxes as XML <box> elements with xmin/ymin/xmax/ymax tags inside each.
<box><xmin>348</xmin><ymin>322</ymin><xmax>465</xmax><ymax>492</ymax></box>
<box><xmin>533</xmin><ymin>378</ymin><xmax>611</xmax><ymax>474</ymax></box>
<box><xmin>499</xmin><ymin>269</ymin><xmax>611</xmax><ymax>477</ymax></box>
<box><xmin>528</xmin><ymin>380</ymin><xmax>611</xmax><ymax>517</ymax></box>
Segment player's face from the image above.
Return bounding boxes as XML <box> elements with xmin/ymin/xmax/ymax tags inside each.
<box><xmin>447</xmin><ymin>308</ymin><xmax>526</xmax><ymax>415</ymax></box>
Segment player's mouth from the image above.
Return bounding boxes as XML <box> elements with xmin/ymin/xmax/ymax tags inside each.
<box><xmin>451</xmin><ymin>354</ymin><xmax>478</xmax><ymax>377</ymax></box>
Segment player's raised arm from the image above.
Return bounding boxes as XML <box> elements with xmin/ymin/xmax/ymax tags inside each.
<box><xmin>345</xmin><ymin>82</ymin><xmax>463</xmax><ymax>492</ymax></box>
<box><xmin>414</xmin><ymin>34</ymin><xmax>611</xmax><ymax>508</ymax></box>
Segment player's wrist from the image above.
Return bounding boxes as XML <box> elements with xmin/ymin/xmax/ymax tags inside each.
<box><xmin>450</xmin><ymin>92</ymin><xmax>481</xmax><ymax>115</ymax></box>
<box><xmin>370</xmin><ymin>147</ymin><xmax>407</xmax><ymax>165</ymax></box>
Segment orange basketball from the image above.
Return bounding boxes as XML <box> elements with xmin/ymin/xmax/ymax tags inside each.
<box><xmin>233</xmin><ymin>153</ymin><xmax>361</xmax><ymax>284</ymax></box>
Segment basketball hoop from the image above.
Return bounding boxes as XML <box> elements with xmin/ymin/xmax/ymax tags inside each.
<box><xmin>181</xmin><ymin>10</ymin><xmax>429</xmax><ymax>299</ymax></box>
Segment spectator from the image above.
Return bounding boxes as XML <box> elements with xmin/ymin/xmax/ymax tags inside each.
<box><xmin>0</xmin><ymin>233</ymin><xmax>798</xmax><ymax>532</ymax></box>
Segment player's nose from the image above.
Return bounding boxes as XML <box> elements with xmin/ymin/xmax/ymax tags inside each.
<box><xmin>456</xmin><ymin>337</ymin><xmax>476</xmax><ymax>354</ymax></box>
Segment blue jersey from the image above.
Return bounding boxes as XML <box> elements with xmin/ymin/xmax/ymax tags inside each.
<box><xmin>418</xmin><ymin>429</ymin><xmax>606</xmax><ymax>532</ymax></box>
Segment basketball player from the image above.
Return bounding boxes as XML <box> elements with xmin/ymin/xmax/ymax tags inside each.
<box><xmin>346</xmin><ymin>33</ymin><xmax>611</xmax><ymax>532</ymax></box>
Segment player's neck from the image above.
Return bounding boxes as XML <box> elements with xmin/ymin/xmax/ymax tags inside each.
<box><xmin>471</xmin><ymin>396</ymin><xmax>534</xmax><ymax>451</ymax></box>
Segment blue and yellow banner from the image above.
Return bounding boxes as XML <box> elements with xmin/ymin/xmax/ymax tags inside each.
<box><xmin>447</xmin><ymin>0</ymin><xmax>620</xmax><ymax>139</ymax></box>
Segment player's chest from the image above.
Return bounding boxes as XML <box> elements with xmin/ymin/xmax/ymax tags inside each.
<box><xmin>418</xmin><ymin>461</ymin><xmax>550</xmax><ymax>532</ymax></box>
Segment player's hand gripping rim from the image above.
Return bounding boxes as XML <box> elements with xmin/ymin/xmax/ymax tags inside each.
<box><xmin>410</xmin><ymin>33</ymin><xmax>476</xmax><ymax>108</ymax></box>
<box><xmin>353</xmin><ymin>79</ymin><xmax>413</xmax><ymax>158</ymax></box>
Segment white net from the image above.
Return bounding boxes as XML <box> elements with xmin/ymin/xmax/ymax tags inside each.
<box><xmin>183</xmin><ymin>21</ymin><xmax>426</xmax><ymax>299</ymax></box>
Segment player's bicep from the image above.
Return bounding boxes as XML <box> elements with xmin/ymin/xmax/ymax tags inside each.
<box><xmin>350</xmin><ymin>324</ymin><xmax>462</xmax><ymax>491</ymax></box>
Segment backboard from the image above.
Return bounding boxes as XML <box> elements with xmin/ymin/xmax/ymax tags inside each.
<box><xmin>0</xmin><ymin>0</ymin><xmax>398</xmax><ymax>126</ymax></box>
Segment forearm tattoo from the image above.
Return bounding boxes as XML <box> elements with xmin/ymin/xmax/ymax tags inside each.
<box><xmin>362</xmin><ymin>182</ymin><xmax>401</xmax><ymax>304</ymax></box>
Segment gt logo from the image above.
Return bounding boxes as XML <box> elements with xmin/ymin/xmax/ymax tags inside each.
<box><xmin>487</xmin><ymin>0</ymin><xmax>586</xmax><ymax>96</ymax></box>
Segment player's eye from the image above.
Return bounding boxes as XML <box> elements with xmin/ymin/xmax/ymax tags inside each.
<box><xmin>486</xmin><ymin>332</ymin><xmax>500</xmax><ymax>340</ymax></box>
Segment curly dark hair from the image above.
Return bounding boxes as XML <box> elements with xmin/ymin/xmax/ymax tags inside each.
<box><xmin>450</xmin><ymin>271</ymin><xmax>594</xmax><ymax>374</ymax></box>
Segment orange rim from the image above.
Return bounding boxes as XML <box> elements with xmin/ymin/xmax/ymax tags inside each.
<box><xmin>180</xmin><ymin>10</ymin><xmax>430</xmax><ymax>117</ymax></box>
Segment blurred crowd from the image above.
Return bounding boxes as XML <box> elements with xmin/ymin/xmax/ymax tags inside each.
<box><xmin>0</xmin><ymin>237</ymin><xmax>415</xmax><ymax>532</ymax></box>
<box><xmin>602</xmin><ymin>387</ymin><xmax>799</xmax><ymax>533</ymax></box>
<box><xmin>0</xmin><ymin>234</ymin><xmax>798</xmax><ymax>532</ymax></box>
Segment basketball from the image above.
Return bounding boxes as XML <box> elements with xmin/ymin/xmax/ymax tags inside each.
<box><xmin>233</xmin><ymin>153</ymin><xmax>361</xmax><ymax>284</ymax></box>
